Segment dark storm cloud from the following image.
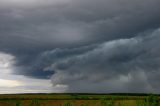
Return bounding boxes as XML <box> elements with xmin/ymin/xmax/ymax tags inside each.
<box><xmin>0</xmin><ymin>0</ymin><xmax>160</xmax><ymax>92</ymax></box>
<box><xmin>13</xmin><ymin>43</ymin><xmax>98</xmax><ymax>79</ymax></box>
<box><xmin>1</xmin><ymin>0</ymin><xmax>160</xmax><ymax>52</ymax></box>
<box><xmin>39</xmin><ymin>28</ymin><xmax>160</xmax><ymax>92</ymax></box>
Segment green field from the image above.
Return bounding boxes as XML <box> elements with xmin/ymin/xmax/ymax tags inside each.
<box><xmin>0</xmin><ymin>93</ymin><xmax>159</xmax><ymax>106</ymax></box>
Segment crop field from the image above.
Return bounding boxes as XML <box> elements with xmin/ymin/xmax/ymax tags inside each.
<box><xmin>0</xmin><ymin>93</ymin><xmax>159</xmax><ymax>106</ymax></box>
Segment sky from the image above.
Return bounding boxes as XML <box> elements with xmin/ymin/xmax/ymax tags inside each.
<box><xmin>0</xmin><ymin>0</ymin><xmax>160</xmax><ymax>94</ymax></box>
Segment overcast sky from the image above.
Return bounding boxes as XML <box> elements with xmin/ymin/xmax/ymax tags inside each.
<box><xmin>0</xmin><ymin>0</ymin><xmax>160</xmax><ymax>93</ymax></box>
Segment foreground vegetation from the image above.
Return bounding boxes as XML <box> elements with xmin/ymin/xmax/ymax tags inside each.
<box><xmin>0</xmin><ymin>93</ymin><xmax>159</xmax><ymax>106</ymax></box>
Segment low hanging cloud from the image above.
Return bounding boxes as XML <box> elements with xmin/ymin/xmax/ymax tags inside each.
<box><xmin>29</xmin><ymin>28</ymin><xmax>160</xmax><ymax>93</ymax></box>
<box><xmin>0</xmin><ymin>0</ymin><xmax>160</xmax><ymax>93</ymax></box>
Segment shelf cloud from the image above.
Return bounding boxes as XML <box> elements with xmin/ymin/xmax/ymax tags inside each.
<box><xmin>0</xmin><ymin>0</ymin><xmax>160</xmax><ymax>93</ymax></box>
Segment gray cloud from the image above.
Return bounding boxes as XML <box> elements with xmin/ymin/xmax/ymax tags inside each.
<box><xmin>0</xmin><ymin>0</ymin><xmax>160</xmax><ymax>92</ymax></box>
<box><xmin>30</xmin><ymin>28</ymin><xmax>160</xmax><ymax>93</ymax></box>
<box><xmin>0</xmin><ymin>0</ymin><xmax>160</xmax><ymax>52</ymax></box>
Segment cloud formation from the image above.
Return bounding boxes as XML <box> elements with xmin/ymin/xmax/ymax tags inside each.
<box><xmin>20</xmin><ymin>28</ymin><xmax>160</xmax><ymax>93</ymax></box>
<box><xmin>1</xmin><ymin>0</ymin><xmax>160</xmax><ymax>52</ymax></box>
<box><xmin>0</xmin><ymin>0</ymin><xmax>160</xmax><ymax>93</ymax></box>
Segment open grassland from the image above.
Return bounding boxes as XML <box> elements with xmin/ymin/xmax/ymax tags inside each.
<box><xmin>0</xmin><ymin>93</ymin><xmax>159</xmax><ymax>106</ymax></box>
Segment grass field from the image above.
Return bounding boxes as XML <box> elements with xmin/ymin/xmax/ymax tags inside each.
<box><xmin>0</xmin><ymin>93</ymin><xmax>159</xmax><ymax>106</ymax></box>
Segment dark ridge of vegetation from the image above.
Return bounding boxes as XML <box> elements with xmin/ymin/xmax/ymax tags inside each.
<box><xmin>0</xmin><ymin>95</ymin><xmax>158</xmax><ymax>101</ymax></box>
<box><xmin>0</xmin><ymin>93</ymin><xmax>159</xmax><ymax>96</ymax></box>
